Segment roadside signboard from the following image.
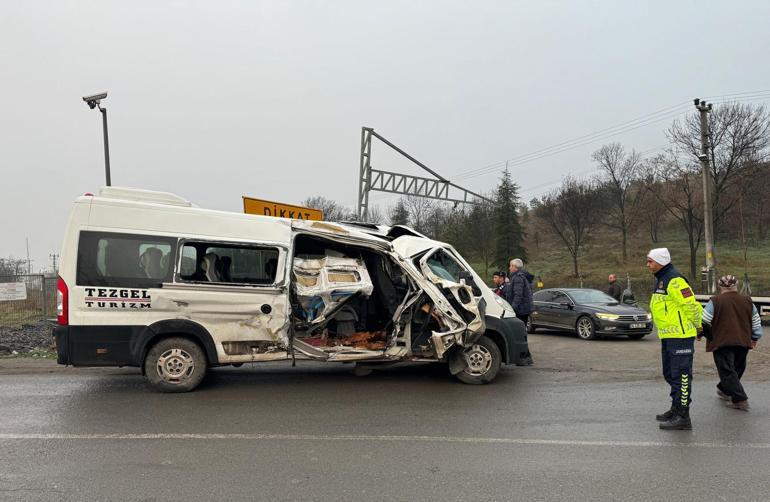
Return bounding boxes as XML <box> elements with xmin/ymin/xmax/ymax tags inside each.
<box><xmin>0</xmin><ymin>282</ymin><xmax>27</xmax><ymax>301</ymax></box>
<box><xmin>243</xmin><ymin>196</ymin><xmax>324</xmax><ymax>221</ymax></box>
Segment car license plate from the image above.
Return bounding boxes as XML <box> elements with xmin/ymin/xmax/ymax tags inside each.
<box><xmin>630</xmin><ymin>323</ymin><xmax>645</xmax><ymax>329</ymax></box>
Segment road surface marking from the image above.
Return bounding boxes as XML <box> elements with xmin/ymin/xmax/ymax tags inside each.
<box><xmin>0</xmin><ymin>433</ymin><xmax>769</xmax><ymax>449</ymax></box>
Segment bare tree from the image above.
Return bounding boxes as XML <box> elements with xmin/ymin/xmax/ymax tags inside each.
<box><xmin>302</xmin><ymin>196</ymin><xmax>355</xmax><ymax>221</ymax></box>
<box><xmin>533</xmin><ymin>178</ymin><xmax>600</xmax><ymax>277</ymax></box>
<box><xmin>669</xmin><ymin>102</ymin><xmax>770</xmax><ymax>234</ymax></box>
<box><xmin>366</xmin><ymin>205</ymin><xmax>384</xmax><ymax>224</ymax></box>
<box><xmin>645</xmin><ymin>151</ymin><xmax>704</xmax><ymax>280</ymax></box>
<box><xmin>0</xmin><ymin>257</ymin><xmax>27</xmax><ymax>277</ymax></box>
<box><xmin>403</xmin><ymin>195</ymin><xmax>436</xmax><ymax>235</ymax></box>
<box><xmin>464</xmin><ymin>200</ymin><xmax>495</xmax><ymax>276</ymax></box>
<box><xmin>592</xmin><ymin>143</ymin><xmax>644</xmax><ymax>261</ymax></box>
<box><xmin>638</xmin><ymin>161</ymin><xmax>668</xmax><ymax>243</ymax></box>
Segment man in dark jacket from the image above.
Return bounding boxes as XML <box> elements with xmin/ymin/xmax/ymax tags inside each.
<box><xmin>701</xmin><ymin>275</ymin><xmax>763</xmax><ymax>411</ymax></box>
<box><xmin>506</xmin><ymin>258</ymin><xmax>533</xmax><ymax>323</ymax></box>
<box><xmin>607</xmin><ymin>274</ymin><xmax>622</xmax><ymax>302</ymax></box>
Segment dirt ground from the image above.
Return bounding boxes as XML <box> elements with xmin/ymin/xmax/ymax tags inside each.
<box><xmin>3</xmin><ymin>328</ymin><xmax>767</xmax><ymax>384</ymax></box>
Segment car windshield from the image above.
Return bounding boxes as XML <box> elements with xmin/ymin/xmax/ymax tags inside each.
<box><xmin>568</xmin><ymin>289</ymin><xmax>618</xmax><ymax>304</ymax></box>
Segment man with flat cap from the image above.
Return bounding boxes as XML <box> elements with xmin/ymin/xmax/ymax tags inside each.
<box><xmin>701</xmin><ymin>275</ymin><xmax>763</xmax><ymax>411</ymax></box>
<box><xmin>646</xmin><ymin>248</ymin><xmax>702</xmax><ymax>430</ymax></box>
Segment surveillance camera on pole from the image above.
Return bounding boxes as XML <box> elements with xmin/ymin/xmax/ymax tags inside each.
<box><xmin>82</xmin><ymin>91</ymin><xmax>111</xmax><ymax>186</ymax></box>
<box><xmin>82</xmin><ymin>92</ymin><xmax>108</xmax><ymax>109</ymax></box>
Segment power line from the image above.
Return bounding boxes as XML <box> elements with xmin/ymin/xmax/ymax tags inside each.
<box><xmin>453</xmin><ymin>101</ymin><xmax>692</xmax><ymax>179</ymax></box>
<box><xmin>454</xmin><ymin>90</ymin><xmax>770</xmax><ymax>182</ymax></box>
<box><xmin>455</xmin><ymin>108</ymin><xmax>692</xmax><ymax>181</ymax></box>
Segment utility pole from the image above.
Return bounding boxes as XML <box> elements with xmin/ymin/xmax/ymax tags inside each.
<box><xmin>25</xmin><ymin>238</ymin><xmax>31</xmax><ymax>274</ymax></box>
<box><xmin>49</xmin><ymin>253</ymin><xmax>59</xmax><ymax>273</ymax></box>
<box><xmin>695</xmin><ymin>98</ymin><xmax>716</xmax><ymax>293</ymax></box>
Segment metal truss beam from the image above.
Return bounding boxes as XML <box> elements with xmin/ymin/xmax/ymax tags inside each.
<box><xmin>357</xmin><ymin>127</ymin><xmax>492</xmax><ymax>220</ymax></box>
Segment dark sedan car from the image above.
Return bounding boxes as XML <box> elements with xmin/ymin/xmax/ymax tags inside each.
<box><xmin>528</xmin><ymin>288</ymin><xmax>653</xmax><ymax>340</ymax></box>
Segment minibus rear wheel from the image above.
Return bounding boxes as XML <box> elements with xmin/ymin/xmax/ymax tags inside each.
<box><xmin>144</xmin><ymin>337</ymin><xmax>207</xmax><ymax>392</ymax></box>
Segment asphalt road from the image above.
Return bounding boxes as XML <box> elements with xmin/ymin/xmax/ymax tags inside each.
<box><xmin>1</xmin><ymin>353</ymin><xmax>769</xmax><ymax>501</ymax></box>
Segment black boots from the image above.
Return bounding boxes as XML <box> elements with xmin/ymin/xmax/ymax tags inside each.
<box><xmin>655</xmin><ymin>407</ymin><xmax>675</xmax><ymax>422</ymax></box>
<box><xmin>659</xmin><ymin>407</ymin><xmax>692</xmax><ymax>430</ymax></box>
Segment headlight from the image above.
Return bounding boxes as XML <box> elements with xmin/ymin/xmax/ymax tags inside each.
<box><xmin>597</xmin><ymin>313</ymin><xmax>620</xmax><ymax>321</ymax></box>
<box><xmin>493</xmin><ymin>294</ymin><xmax>514</xmax><ymax>313</ymax></box>
<box><xmin>645</xmin><ymin>313</ymin><xmax>652</xmax><ymax>320</ymax></box>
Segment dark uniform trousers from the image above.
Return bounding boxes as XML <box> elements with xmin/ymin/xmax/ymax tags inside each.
<box><xmin>661</xmin><ymin>337</ymin><xmax>694</xmax><ymax>409</ymax></box>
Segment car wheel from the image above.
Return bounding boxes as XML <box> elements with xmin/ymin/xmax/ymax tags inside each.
<box><xmin>576</xmin><ymin>316</ymin><xmax>597</xmax><ymax>340</ymax></box>
<box><xmin>454</xmin><ymin>336</ymin><xmax>502</xmax><ymax>385</ymax></box>
<box><xmin>526</xmin><ymin>318</ymin><xmax>537</xmax><ymax>334</ymax></box>
<box><xmin>627</xmin><ymin>333</ymin><xmax>646</xmax><ymax>340</ymax></box>
<box><xmin>144</xmin><ymin>337</ymin><xmax>207</xmax><ymax>393</ymax></box>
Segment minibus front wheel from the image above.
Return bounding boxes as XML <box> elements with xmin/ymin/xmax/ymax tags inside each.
<box><xmin>144</xmin><ymin>337</ymin><xmax>208</xmax><ymax>392</ymax></box>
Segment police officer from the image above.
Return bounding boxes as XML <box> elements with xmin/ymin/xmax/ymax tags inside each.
<box><xmin>646</xmin><ymin>248</ymin><xmax>702</xmax><ymax>430</ymax></box>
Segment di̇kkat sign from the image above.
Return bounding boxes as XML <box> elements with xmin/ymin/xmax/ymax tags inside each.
<box><xmin>0</xmin><ymin>282</ymin><xmax>27</xmax><ymax>301</ymax></box>
<box><xmin>243</xmin><ymin>196</ymin><xmax>324</xmax><ymax>221</ymax></box>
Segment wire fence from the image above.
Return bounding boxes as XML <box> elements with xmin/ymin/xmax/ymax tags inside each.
<box><xmin>0</xmin><ymin>275</ymin><xmax>57</xmax><ymax>327</ymax></box>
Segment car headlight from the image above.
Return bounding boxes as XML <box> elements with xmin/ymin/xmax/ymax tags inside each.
<box><xmin>596</xmin><ymin>313</ymin><xmax>620</xmax><ymax>321</ymax></box>
<box><xmin>493</xmin><ymin>294</ymin><xmax>514</xmax><ymax>313</ymax></box>
<box><xmin>645</xmin><ymin>313</ymin><xmax>652</xmax><ymax>320</ymax></box>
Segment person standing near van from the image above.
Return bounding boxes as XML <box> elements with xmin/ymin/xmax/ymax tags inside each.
<box><xmin>607</xmin><ymin>274</ymin><xmax>622</xmax><ymax>302</ymax></box>
<box><xmin>507</xmin><ymin>258</ymin><xmax>533</xmax><ymax>324</ymax></box>
<box><xmin>701</xmin><ymin>275</ymin><xmax>763</xmax><ymax>411</ymax></box>
<box><xmin>646</xmin><ymin>248</ymin><xmax>702</xmax><ymax>430</ymax></box>
<box><xmin>492</xmin><ymin>271</ymin><xmax>506</xmax><ymax>297</ymax></box>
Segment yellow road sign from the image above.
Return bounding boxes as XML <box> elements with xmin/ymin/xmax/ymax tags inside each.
<box><xmin>242</xmin><ymin>196</ymin><xmax>324</xmax><ymax>220</ymax></box>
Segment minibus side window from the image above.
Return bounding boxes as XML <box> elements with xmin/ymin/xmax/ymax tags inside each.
<box><xmin>178</xmin><ymin>242</ymin><xmax>280</xmax><ymax>285</ymax></box>
<box><xmin>76</xmin><ymin>231</ymin><xmax>177</xmax><ymax>288</ymax></box>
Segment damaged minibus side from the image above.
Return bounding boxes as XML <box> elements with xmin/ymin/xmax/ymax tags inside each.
<box><xmin>54</xmin><ymin>187</ymin><xmax>530</xmax><ymax>393</ymax></box>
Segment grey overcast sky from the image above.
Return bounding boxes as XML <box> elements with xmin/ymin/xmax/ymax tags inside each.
<box><xmin>2</xmin><ymin>0</ymin><xmax>769</xmax><ymax>271</ymax></box>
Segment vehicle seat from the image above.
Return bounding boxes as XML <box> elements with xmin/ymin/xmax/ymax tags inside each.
<box><xmin>104</xmin><ymin>242</ymin><xmax>141</xmax><ymax>278</ymax></box>
<box><xmin>218</xmin><ymin>256</ymin><xmax>232</xmax><ymax>282</ymax></box>
<box><xmin>139</xmin><ymin>247</ymin><xmax>166</xmax><ymax>279</ymax></box>
<box><xmin>265</xmin><ymin>258</ymin><xmax>278</xmax><ymax>281</ymax></box>
<box><xmin>201</xmin><ymin>253</ymin><xmax>221</xmax><ymax>282</ymax></box>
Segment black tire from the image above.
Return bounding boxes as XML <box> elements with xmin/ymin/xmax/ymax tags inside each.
<box><xmin>575</xmin><ymin>316</ymin><xmax>597</xmax><ymax>340</ymax></box>
<box><xmin>526</xmin><ymin>317</ymin><xmax>537</xmax><ymax>334</ymax></box>
<box><xmin>627</xmin><ymin>333</ymin><xmax>647</xmax><ymax>340</ymax></box>
<box><xmin>454</xmin><ymin>335</ymin><xmax>502</xmax><ymax>385</ymax></box>
<box><xmin>144</xmin><ymin>337</ymin><xmax>207</xmax><ymax>393</ymax></box>
<box><xmin>232</xmin><ymin>363</ymin><xmax>244</xmax><ymax>368</ymax></box>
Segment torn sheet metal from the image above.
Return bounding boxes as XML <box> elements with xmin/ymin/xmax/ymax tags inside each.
<box><xmin>293</xmin><ymin>256</ymin><xmax>373</xmax><ymax>323</ymax></box>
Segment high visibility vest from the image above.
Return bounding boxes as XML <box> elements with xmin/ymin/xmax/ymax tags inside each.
<box><xmin>650</xmin><ymin>273</ymin><xmax>702</xmax><ymax>339</ymax></box>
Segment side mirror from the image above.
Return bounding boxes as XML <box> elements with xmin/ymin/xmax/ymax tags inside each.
<box><xmin>559</xmin><ymin>301</ymin><xmax>573</xmax><ymax>309</ymax></box>
<box><xmin>459</xmin><ymin>271</ymin><xmax>482</xmax><ymax>296</ymax></box>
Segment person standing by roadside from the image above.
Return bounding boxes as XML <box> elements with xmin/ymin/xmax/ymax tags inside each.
<box><xmin>646</xmin><ymin>248</ymin><xmax>702</xmax><ymax>430</ymax></box>
<box><xmin>607</xmin><ymin>274</ymin><xmax>622</xmax><ymax>302</ymax></box>
<box><xmin>491</xmin><ymin>271</ymin><xmax>506</xmax><ymax>297</ymax></box>
<box><xmin>701</xmin><ymin>275</ymin><xmax>763</xmax><ymax>411</ymax></box>
<box><xmin>506</xmin><ymin>259</ymin><xmax>533</xmax><ymax>324</ymax></box>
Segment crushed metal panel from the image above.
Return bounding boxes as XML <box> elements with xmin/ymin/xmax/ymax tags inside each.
<box><xmin>152</xmin><ymin>285</ymin><xmax>291</xmax><ymax>358</ymax></box>
<box><xmin>293</xmin><ymin>256</ymin><xmax>373</xmax><ymax>323</ymax></box>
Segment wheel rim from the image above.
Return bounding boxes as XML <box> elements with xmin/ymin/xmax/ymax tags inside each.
<box><xmin>463</xmin><ymin>344</ymin><xmax>493</xmax><ymax>376</ymax></box>
<box><xmin>577</xmin><ymin>318</ymin><xmax>593</xmax><ymax>339</ymax></box>
<box><xmin>156</xmin><ymin>348</ymin><xmax>195</xmax><ymax>384</ymax></box>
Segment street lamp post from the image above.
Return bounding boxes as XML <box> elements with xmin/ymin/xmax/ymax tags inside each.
<box><xmin>82</xmin><ymin>92</ymin><xmax>111</xmax><ymax>186</ymax></box>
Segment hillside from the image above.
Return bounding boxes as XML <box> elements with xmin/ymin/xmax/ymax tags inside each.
<box><xmin>476</xmin><ymin>228</ymin><xmax>770</xmax><ymax>304</ymax></box>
